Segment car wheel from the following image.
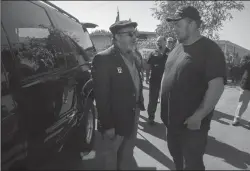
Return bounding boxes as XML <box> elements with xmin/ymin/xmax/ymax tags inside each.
<box><xmin>82</xmin><ymin>98</ymin><xmax>96</xmax><ymax>150</ymax></box>
<box><xmin>62</xmin><ymin>93</ymin><xmax>96</xmax><ymax>156</ymax></box>
<box><xmin>72</xmin><ymin>97</ymin><xmax>96</xmax><ymax>153</ymax></box>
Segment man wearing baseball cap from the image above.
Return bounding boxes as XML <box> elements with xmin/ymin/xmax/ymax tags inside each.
<box><xmin>92</xmin><ymin>20</ymin><xmax>145</xmax><ymax>170</ymax></box>
<box><xmin>161</xmin><ymin>6</ymin><xmax>226</xmax><ymax>170</ymax></box>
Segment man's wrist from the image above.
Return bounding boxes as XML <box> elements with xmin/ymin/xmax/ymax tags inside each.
<box><xmin>193</xmin><ymin>110</ymin><xmax>204</xmax><ymax>120</ymax></box>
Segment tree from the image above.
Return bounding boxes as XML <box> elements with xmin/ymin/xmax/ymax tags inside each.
<box><xmin>151</xmin><ymin>1</ymin><xmax>244</xmax><ymax>40</ymax></box>
<box><xmin>90</xmin><ymin>29</ymin><xmax>111</xmax><ymax>35</ymax></box>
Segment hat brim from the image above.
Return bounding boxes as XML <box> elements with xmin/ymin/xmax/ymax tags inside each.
<box><xmin>124</xmin><ymin>22</ymin><xmax>138</xmax><ymax>29</ymax></box>
<box><xmin>166</xmin><ymin>17</ymin><xmax>183</xmax><ymax>22</ymax></box>
<box><xmin>110</xmin><ymin>22</ymin><xmax>138</xmax><ymax>34</ymax></box>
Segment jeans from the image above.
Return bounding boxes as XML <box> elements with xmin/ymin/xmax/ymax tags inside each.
<box><xmin>166</xmin><ymin>127</ymin><xmax>209</xmax><ymax>170</ymax></box>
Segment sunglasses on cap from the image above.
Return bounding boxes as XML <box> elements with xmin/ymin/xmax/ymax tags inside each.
<box><xmin>117</xmin><ymin>29</ymin><xmax>138</xmax><ymax>37</ymax></box>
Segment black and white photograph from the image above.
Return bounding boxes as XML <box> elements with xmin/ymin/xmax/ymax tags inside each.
<box><xmin>1</xmin><ymin>1</ymin><xmax>250</xmax><ymax>170</ymax></box>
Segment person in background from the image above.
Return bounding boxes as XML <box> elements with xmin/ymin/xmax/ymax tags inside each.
<box><xmin>147</xmin><ymin>36</ymin><xmax>170</xmax><ymax>125</ymax></box>
<box><xmin>156</xmin><ymin>36</ymin><xmax>174</xmax><ymax>104</ymax></box>
<box><xmin>232</xmin><ymin>54</ymin><xmax>250</xmax><ymax>126</ymax></box>
<box><xmin>161</xmin><ymin>6</ymin><xmax>226</xmax><ymax>170</ymax></box>
<box><xmin>92</xmin><ymin>20</ymin><xmax>145</xmax><ymax>170</ymax></box>
<box><xmin>166</xmin><ymin>37</ymin><xmax>175</xmax><ymax>51</ymax></box>
<box><xmin>143</xmin><ymin>51</ymin><xmax>151</xmax><ymax>84</ymax></box>
<box><xmin>134</xmin><ymin>48</ymin><xmax>145</xmax><ymax>77</ymax></box>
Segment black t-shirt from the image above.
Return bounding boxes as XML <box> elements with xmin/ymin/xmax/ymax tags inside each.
<box><xmin>147</xmin><ymin>48</ymin><xmax>170</xmax><ymax>84</ymax></box>
<box><xmin>161</xmin><ymin>37</ymin><xmax>226</xmax><ymax>130</ymax></box>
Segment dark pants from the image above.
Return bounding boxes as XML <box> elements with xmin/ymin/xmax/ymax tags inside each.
<box><xmin>167</xmin><ymin>128</ymin><xmax>209</xmax><ymax>170</ymax></box>
<box><xmin>147</xmin><ymin>81</ymin><xmax>161</xmax><ymax>120</ymax></box>
<box><xmin>145</xmin><ymin>70</ymin><xmax>150</xmax><ymax>83</ymax></box>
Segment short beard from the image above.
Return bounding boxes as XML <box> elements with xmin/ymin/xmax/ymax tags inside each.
<box><xmin>177</xmin><ymin>37</ymin><xmax>185</xmax><ymax>43</ymax></box>
<box><xmin>116</xmin><ymin>42</ymin><xmax>133</xmax><ymax>54</ymax></box>
<box><xmin>178</xmin><ymin>31</ymin><xmax>190</xmax><ymax>44</ymax></box>
<box><xmin>178</xmin><ymin>36</ymin><xmax>189</xmax><ymax>44</ymax></box>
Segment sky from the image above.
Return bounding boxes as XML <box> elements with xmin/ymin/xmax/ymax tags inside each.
<box><xmin>50</xmin><ymin>1</ymin><xmax>250</xmax><ymax>50</ymax></box>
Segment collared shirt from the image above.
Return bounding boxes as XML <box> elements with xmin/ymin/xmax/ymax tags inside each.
<box><xmin>120</xmin><ymin>53</ymin><xmax>140</xmax><ymax>102</ymax></box>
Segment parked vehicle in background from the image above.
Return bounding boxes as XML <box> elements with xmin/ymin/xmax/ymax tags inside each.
<box><xmin>1</xmin><ymin>1</ymin><xmax>97</xmax><ymax>170</ymax></box>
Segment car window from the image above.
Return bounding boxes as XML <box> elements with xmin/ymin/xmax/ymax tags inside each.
<box><xmin>57</xmin><ymin>33</ymin><xmax>82</xmax><ymax>68</ymax></box>
<box><xmin>1</xmin><ymin>1</ymin><xmax>66</xmax><ymax>81</ymax></box>
<box><xmin>50</xmin><ymin>9</ymin><xmax>94</xmax><ymax>51</ymax></box>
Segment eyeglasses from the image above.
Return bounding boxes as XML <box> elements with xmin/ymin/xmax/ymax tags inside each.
<box><xmin>117</xmin><ymin>29</ymin><xmax>138</xmax><ymax>37</ymax></box>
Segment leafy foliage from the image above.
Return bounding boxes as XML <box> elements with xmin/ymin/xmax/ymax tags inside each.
<box><xmin>151</xmin><ymin>1</ymin><xmax>245</xmax><ymax>40</ymax></box>
<box><xmin>90</xmin><ymin>29</ymin><xmax>111</xmax><ymax>35</ymax></box>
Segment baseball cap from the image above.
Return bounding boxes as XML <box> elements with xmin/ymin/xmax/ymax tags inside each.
<box><xmin>109</xmin><ymin>20</ymin><xmax>138</xmax><ymax>34</ymax></box>
<box><xmin>166</xmin><ymin>6</ymin><xmax>201</xmax><ymax>22</ymax></box>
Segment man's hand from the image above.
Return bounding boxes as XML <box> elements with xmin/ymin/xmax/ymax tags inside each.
<box><xmin>103</xmin><ymin>128</ymin><xmax>124</xmax><ymax>151</ymax></box>
<box><xmin>104</xmin><ymin>128</ymin><xmax>115</xmax><ymax>140</ymax></box>
<box><xmin>184</xmin><ymin>78</ymin><xmax>225</xmax><ymax>130</ymax></box>
<box><xmin>184</xmin><ymin>114</ymin><xmax>202</xmax><ymax>130</ymax></box>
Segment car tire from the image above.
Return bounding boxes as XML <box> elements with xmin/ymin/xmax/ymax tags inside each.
<box><xmin>65</xmin><ymin>97</ymin><xmax>96</xmax><ymax>153</ymax></box>
<box><xmin>80</xmin><ymin>97</ymin><xmax>96</xmax><ymax>152</ymax></box>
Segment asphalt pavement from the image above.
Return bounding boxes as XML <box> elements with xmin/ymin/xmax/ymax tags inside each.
<box><xmin>40</xmin><ymin>83</ymin><xmax>250</xmax><ymax>170</ymax></box>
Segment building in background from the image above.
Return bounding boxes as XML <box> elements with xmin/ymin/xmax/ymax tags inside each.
<box><xmin>216</xmin><ymin>40</ymin><xmax>250</xmax><ymax>65</ymax></box>
<box><xmin>90</xmin><ymin>31</ymin><xmax>157</xmax><ymax>52</ymax></box>
<box><xmin>90</xmin><ymin>32</ymin><xmax>113</xmax><ymax>52</ymax></box>
<box><xmin>90</xmin><ymin>30</ymin><xmax>250</xmax><ymax>65</ymax></box>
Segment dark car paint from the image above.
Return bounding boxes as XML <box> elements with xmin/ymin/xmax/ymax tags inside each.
<box><xmin>1</xmin><ymin>1</ymin><xmax>97</xmax><ymax>170</ymax></box>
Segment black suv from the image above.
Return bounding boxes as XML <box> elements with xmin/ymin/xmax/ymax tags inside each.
<box><xmin>1</xmin><ymin>1</ymin><xmax>97</xmax><ymax>170</ymax></box>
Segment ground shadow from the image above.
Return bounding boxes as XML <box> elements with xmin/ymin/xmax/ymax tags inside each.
<box><xmin>212</xmin><ymin>110</ymin><xmax>232</xmax><ymax>125</ymax></box>
<box><xmin>74</xmin><ymin>131</ymin><xmax>157</xmax><ymax>170</ymax></box>
<box><xmin>143</xmin><ymin>85</ymin><xmax>149</xmax><ymax>90</ymax></box>
<box><xmin>38</xmin><ymin>145</ymin><xmax>83</xmax><ymax>170</ymax></box>
<box><xmin>139</xmin><ymin>115</ymin><xmax>167</xmax><ymax>141</ymax></box>
<box><xmin>136</xmin><ymin>131</ymin><xmax>175</xmax><ymax>170</ymax></box>
<box><xmin>87</xmin><ymin>126</ymin><xmax>172</xmax><ymax>170</ymax></box>
<box><xmin>206</xmin><ymin>136</ymin><xmax>250</xmax><ymax>169</ymax></box>
<box><xmin>212</xmin><ymin>110</ymin><xmax>250</xmax><ymax>129</ymax></box>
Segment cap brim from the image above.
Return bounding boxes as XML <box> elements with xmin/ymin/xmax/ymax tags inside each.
<box><xmin>110</xmin><ymin>22</ymin><xmax>138</xmax><ymax>34</ymax></box>
<box><xmin>166</xmin><ymin>17</ymin><xmax>182</xmax><ymax>22</ymax></box>
<box><xmin>125</xmin><ymin>22</ymin><xmax>138</xmax><ymax>28</ymax></box>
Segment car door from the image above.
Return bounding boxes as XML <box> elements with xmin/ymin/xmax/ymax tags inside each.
<box><xmin>1</xmin><ymin>28</ymin><xmax>28</xmax><ymax>169</ymax></box>
<box><xmin>1</xmin><ymin>1</ymin><xmax>80</xmax><ymax>168</ymax></box>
